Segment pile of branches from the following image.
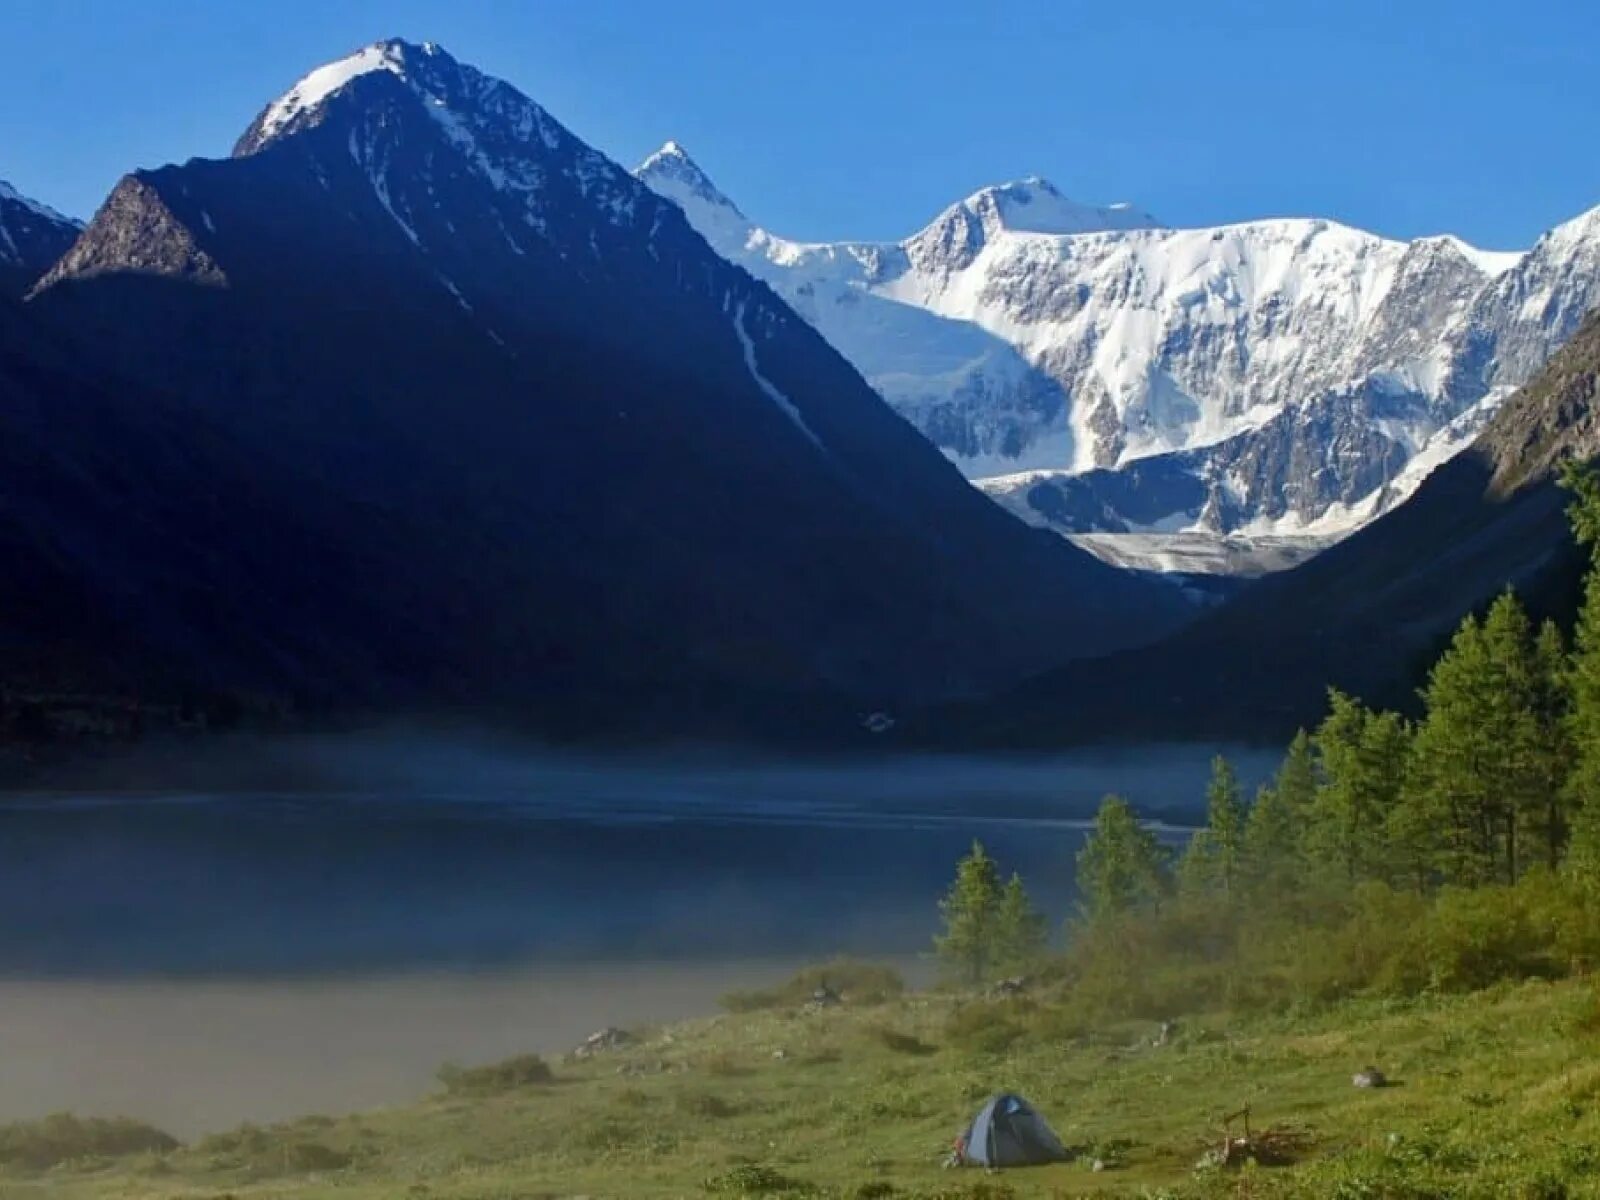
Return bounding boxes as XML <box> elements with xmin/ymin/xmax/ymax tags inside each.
<box><xmin>1198</xmin><ymin>1106</ymin><xmax>1314</xmax><ymax>1169</ymax></box>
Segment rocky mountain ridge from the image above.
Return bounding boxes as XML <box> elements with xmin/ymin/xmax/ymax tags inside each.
<box><xmin>637</xmin><ymin>143</ymin><xmax>1600</xmax><ymax>566</ymax></box>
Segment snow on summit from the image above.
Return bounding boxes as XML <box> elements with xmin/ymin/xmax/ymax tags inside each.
<box><xmin>636</xmin><ymin>141</ymin><xmax>745</xmax><ymax>220</ymax></box>
<box><xmin>253</xmin><ymin>40</ymin><xmax>416</xmax><ymax>145</ymax></box>
<box><xmin>0</xmin><ymin>177</ymin><xmax>81</xmax><ymax>289</ymax></box>
<box><xmin>0</xmin><ymin>179</ymin><xmax>76</xmax><ymax>228</ymax></box>
<box><xmin>946</xmin><ymin>177</ymin><xmax>1162</xmax><ymax>236</ymax></box>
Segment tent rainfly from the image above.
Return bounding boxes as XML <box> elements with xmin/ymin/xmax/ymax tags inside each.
<box><xmin>956</xmin><ymin>1093</ymin><xmax>1069</xmax><ymax>1167</ymax></box>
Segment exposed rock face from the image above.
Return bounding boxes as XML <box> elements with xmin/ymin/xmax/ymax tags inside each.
<box><xmin>638</xmin><ymin>145</ymin><xmax>1600</xmax><ymax>551</ymax></box>
<box><xmin>34</xmin><ymin>176</ymin><xmax>225</xmax><ymax>290</ymax></box>
<box><xmin>1478</xmin><ymin>308</ymin><xmax>1600</xmax><ymax>494</ymax></box>
<box><xmin>0</xmin><ymin>179</ymin><xmax>80</xmax><ymax>297</ymax></box>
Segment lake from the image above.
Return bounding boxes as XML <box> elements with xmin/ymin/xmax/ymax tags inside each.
<box><xmin>0</xmin><ymin>736</ymin><xmax>1274</xmax><ymax>1133</ymax></box>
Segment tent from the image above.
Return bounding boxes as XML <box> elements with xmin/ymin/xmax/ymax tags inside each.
<box><xmin>957</xmin><ymin>1093</ymin><xmax>1069</xmax><ymax>1167</ymax></box>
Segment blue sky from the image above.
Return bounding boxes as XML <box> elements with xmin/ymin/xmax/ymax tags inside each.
<box><xmin>6</xmin><ymin>0</ymin><xmax>1600</xmax><ymax>249</ymax></box>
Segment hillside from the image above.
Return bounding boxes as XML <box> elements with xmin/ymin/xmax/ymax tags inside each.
<box><xmin>10</xmin><ymin>974</ymin><xmax>1600</xmax><ymax>1198</ymax></box>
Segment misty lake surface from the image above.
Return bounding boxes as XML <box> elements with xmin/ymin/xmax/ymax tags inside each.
<box><xmin>0</xmin><ymin>739</ymin><xmax>1272</xmax><ymax>1133</ymax></box>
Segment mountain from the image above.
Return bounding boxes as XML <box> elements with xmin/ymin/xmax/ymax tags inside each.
<box><xmin>928</xmin><ymin>309</ymin><xmax>1600</xmax><ymax>747</ymax></box>
<box><xmin>14</xmin><ymin>40</ymin><xmax>1189</xmax><ymax>738</ymax></box>
<box><xmin>0</xmin><ymin>180</ymin><xmax>79</xmax><ymax>297</ymax></box>
<box><xmin>637</xmin><ymin>144</ymin><xmax>1600</xmax><ymax>568</ymax></box>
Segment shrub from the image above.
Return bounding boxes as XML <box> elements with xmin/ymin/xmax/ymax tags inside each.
<box><xmin>194</xmin><ymin>1124</ymin><xmax>353</xmax><ymax>1174</ymax></box>
<box><xmin>699</xmin><ymin>1051</ymin><xmax>749</xmax><ymax>1077</ymax></box>
<box><xmin>677</xmin><ymin>1092</ymin><xmax>741</xmax><ymax>1119</ymax></box>
<box><xmin>1424</xmin><ymin>886</ymin><xmax>1548</xmax><ymax>992</ymax></box>
<box><xmin>943</xmin><ymin>1002</ymin><xmax>1026</xmax><ymax>1054</ymax></box>
<box><xmin>1023</xmin><ymin>999</ymin><xmax>1090</xmax><ymax>1043</ymax></box>
<box><xmin>436</xmin><ymin>1052</ymin><xmax>554</xmax><ymax>1095</ymax></box>
<box><xmin>0</xmin><ymin>1113</ymin><xmax>178</xmax><ymax>1169</ymax></box>
<box><xmin>703</xmin><ymin>1163</ymin><xmax>815</xmax><ymax>1195</ymax></box>
<box><xmin>282</xmin><ymin>1141</ymin><xmax>351</xmax><ymax>1172</ymax></box>
<box><xmin>720</xmin><ymin>960</ymin><xmax>905</xmax><ymax>1012</ymax></box>
<box><xmin>865</xmin><ymin>1025</ymin><xmax>935</xmax><ymax>1055</ymax></box>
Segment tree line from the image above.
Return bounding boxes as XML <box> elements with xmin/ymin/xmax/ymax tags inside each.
<box><xmin>936</xmin><ymin>463</ymin><xmax>1600</xmax><ymax>993</ymax></box>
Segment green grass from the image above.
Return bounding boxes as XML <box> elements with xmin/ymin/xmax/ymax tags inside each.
<box><xmin>12</xmin><ymin>974</ymin><xmax>1600</xmax><ymax>1198</ymax></box>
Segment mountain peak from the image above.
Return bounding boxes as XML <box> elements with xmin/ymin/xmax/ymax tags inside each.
<box><xmin>636</xmin><ymin>140</ymin><xmax>744</xmax><ymax>221</ymax></box>
<box><xmin>956</xmin><ymin>177</ymin><xmax>1161</xmax><ymax>236</ymax></box>
<box><xmin>234</xmin><ymin>38</ymin><xmax>465</xmax><ymax>156</ymax></box>
<box><xmin>0</xmin><ymin>177</ymin><xmax>82</xmax><ymax>297</ymax></box>
<box><xmin>1409</xmin><ymin>233</ymin><xmax>1524</xmax><ymax>278</ymax></box>
<box><xmin>0</xmin><ymin>179</ymin><xmax>77</xmax><ymax>229</ymax></box>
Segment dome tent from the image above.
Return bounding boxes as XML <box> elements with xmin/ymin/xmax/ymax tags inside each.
<box><xmin>958</xmin><ymin>1093</ymin><xmax>1069</xmax><ymax>1167</ymax></box>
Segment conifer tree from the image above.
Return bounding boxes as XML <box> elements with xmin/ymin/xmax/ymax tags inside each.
<box><xmin>1244</xmin><ymin>783</ymin><xmax>1297</xmax><ymax>895</ymax></box>
<box><xmin>1408</xmin><ymin>594</ymin><xmax>1544</xmax><ymax>884</ymax></box>
<box><xmin>1307</xmin><ymin>691</ymin><xmax>1407</xmax><ymax>882</ymax></box>
<box><xmin>993</xmin><ymin>872</ymin><xmax>1048</xmax><ymax>973</ymax></box>
<box><xmin>1180</xmin><ymin>756</ymin><xmax>1249</xmax><ymax>899</ymax></box>
<box><xmin>1392</xmin><ymin>750</ymin><xmax>1443</xmax><ymax>893</ymax></box>
<box><xmin>1242</xmin><ymin>731</ymin><xmax>1317</xmax><ymax>896</ymax></box>
<box><xmin>1076</xmin><ymin>794</ymin><xmax>1171</xmax><ymax>921</ymax></box>
<box><xmin>1532</xmin><ymin>618</ymin><xmax>1573</xmax><ymax>870</ymax></box>
<box><xmin>1563</xmin><ymin>462</ymin><xmax>1600</xmax><ymax>884</ymax></box>
<box><xmin>1274</xmin><ymin>729</ymin><xmax>1319</xmax><ymax>834</ymax></box>
<box><xmin>935</xmin><ymin>840</ymin><xmax>1003</xmax><ymax>985</ymax></box>
<box><xmin>1482</xmin><ymin>591</ymin><xmax>1544</xmax><ymax>881</ymax></box>
<box><xmin>1408</xmin><ymin>613</ymin><xmax>1502</xmax><ymax>884</ymax></box>
<box><xmin>1176</xmin><ymin>826</ymin><xmax>1218</xmax><ymax>899</ymax></box>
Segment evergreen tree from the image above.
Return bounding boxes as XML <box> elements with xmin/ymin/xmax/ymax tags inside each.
<box><xmin>1566</xmin><ymin>567</ymin><xmax>1600</xmax><ymax>882</ymax></box>
<box><xmin>1392</xmin><ymin>751</ymin><xmax>1443</xmax><ymax>894</ymax></box>
<box><xmin>1560</xmin><ymin>459</ymin><xmax>1600</xmax><ymax>550</ymax></box>
<box><xmin>1405</xmin><ymin>594</ymin><xmax>1548</xmax><ymax>885</ymax></box>
<box><xmin>1179</xmin><ymin>756</ymin><xmax>1249</xmax><ymax>899</ymax></box>
<box><xmin>1481</xmin><ymin>591</ymin><xmax>1544</xmax><ymax>882</ymax></box>
<box><xmin>934</xmin><ymin>840</ymin><xmax>1003</xmax><ymax>985</ymax></box>
<box><xmin>1274</xmin><ymin>729</ymin><xmax>1319</xmax><ymax>834</ymax></box>
<box><xmin>1244</xmin><ymin>783</ymin><xmax>1297</xmax><ymax>895</ymax></box>
<box><xmin>1559</xmin><ymin>461</ymin><xmax>1600</xmax><ymax>886</ymax></box>
<box><xmin>1076</xmin><ymin>794</ymin><xmax>1171</xmax><ymax>921</ymax></box>
<box><xmin>1243</xmin><ymin>731</ymin><xmax>1318</xmax><ymax>896</ymax></box>
<box><xmin>993</xmin><ymin>872</ymin><xmax>1048</xmax><ymax>973</ymax></box>
<box><xmin>1307</xmin><ymin>691</ymin><xmax>1407</xmax><ymax>883</ymax></box>
<box><xmin>1408</xmin><ymin>613</ymin><xmax>1501</xmax><ymax>884</ymax></box>
<box><xmin>1176</xmin><ymin>827</ymin><xmax>1218</xmax><ymax>899</ymax></box>
<box><xmin>1532</xmin><ymin>619</ymin><xmax>1573</xmax><ymax>870</ymax></box>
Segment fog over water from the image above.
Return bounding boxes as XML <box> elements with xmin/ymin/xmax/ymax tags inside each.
<box><xmin>0</xmin><ymin>736</ymin><xmax>1274</xmax><ymax>1134</ymax></box>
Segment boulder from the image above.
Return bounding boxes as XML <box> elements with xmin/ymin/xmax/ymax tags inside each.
<box><xmin>803</xmin><ymin>985</ymin><xmax>842</xmax><ymax>1013</ymax></box>
<box><xmin>573</xmin><ymin>1027</ymin><xmax>635</xmax><ymax>1058</ymax></box>
<box><xmin>990</xmin><ymin>976</ymin><xmax>1029</xmax><ymax>998</ymax></box>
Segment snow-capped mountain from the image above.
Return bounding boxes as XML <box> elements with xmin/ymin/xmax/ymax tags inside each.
<box><xmin>0</xmin><ymin>179</ymin><xmax>79</xmax><ymax>296</ymax></box>
<box><xmin>983</xmin><ymin>307</ymin><xmax>1600</xmax><ymax>747</ymax></box>
<box><xmin>17</xmin><ymin>40</ymin><xmax>1187</xmax><ymax>730</ymax></box>
<box><xmin>637</xmin><ymin>143</ymin><xmax>1600</xmax><ymax>565</ymax></box>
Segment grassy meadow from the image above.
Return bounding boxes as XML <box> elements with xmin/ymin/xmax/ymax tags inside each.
<box><xmin>8</xmin><ymin>964</ymin><xmax>1600</xmax><ymax>1199</ymax></box>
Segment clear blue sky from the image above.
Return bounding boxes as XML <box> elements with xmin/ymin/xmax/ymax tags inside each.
<box><xmin>6</xmin><ymin>0</ymin><xmax>1600</xmax><ymax>249</ymax></box>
